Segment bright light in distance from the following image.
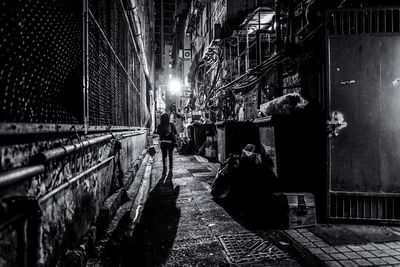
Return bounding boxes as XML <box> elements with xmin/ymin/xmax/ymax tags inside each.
<box><xmin>168</xmin><ymin>79</ymin><xmax>182</xmax><ymax>95</ymax></box>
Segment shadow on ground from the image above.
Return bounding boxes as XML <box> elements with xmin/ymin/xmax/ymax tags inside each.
<box><xmin>122</xmin><ymin>170</ymin><xmax>181</xmax><ymax>267</ymax></box>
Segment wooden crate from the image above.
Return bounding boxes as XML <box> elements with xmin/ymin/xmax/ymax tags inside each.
<box><xmin>273</xmin><ymin>192</ymin><xmax>316</xmax><ymax>228</ymax></box>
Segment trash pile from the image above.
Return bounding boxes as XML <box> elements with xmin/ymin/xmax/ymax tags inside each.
<box><xmin>211</xmin><ymin>144</ymin><xmax>277</xmax><ymax>215</ymax></box>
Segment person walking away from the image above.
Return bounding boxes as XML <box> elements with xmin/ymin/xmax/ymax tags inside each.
<box><xmin>157</xmin><ymin>113</ymin><xmax>177</xmax><ymax>171</ymax></box>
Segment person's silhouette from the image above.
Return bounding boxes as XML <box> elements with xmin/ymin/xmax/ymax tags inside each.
<box><xmin>157</xmin><ymin>113</ymin><xmax>177</xmax><ymax>171</ymax></box>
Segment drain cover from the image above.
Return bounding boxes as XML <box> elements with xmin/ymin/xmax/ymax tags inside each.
<box><xmin>218</xmin><ymin>232</ymin><xmax>289</xmax><ymax>264</ymax></box>
<box><xmin>187</xmin><ymin>168</ymin><xmax>211</xmax><ymax>173</ymax></box>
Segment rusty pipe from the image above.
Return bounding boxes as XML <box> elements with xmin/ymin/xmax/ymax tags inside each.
<box><xmin>36</xmin><ymin>130</ymin><xmax>145</xmax><ymax>163</ymax></box>
<box><xmin>38</xmin><ymin>156</ymin><xmax>115</xmax><ymax>203</ymax></box>
<box><xmin>121</xmin><ymin>132</ymin><xmax>144</xmax><ymax>139</ymax></box>
<box><xmin>36</xmin><ymin>134</ymin><xmax>114</xmax><ymax>163</ymax></box>
<box><xmin>0</xmin><ymin>165</ymin><xmax>45</xmax><ymax>188</ymax></box>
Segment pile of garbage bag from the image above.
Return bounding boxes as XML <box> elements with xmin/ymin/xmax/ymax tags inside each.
<box><xmin>211</xmin><ymin>144</ymin><xmax>277</xmax><ymax>211</ymax></box>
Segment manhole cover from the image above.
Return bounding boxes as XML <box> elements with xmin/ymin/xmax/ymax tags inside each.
<box><xmin>187</xmin><ymin>168</ymin><xmax>211</xmax><ymax>173</ymax></box>
<box><xmin>218</xmin><ymin>232</ymin><xmax>289</xmax><ymax>264</ymax></box>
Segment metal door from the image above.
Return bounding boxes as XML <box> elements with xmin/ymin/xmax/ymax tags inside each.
<box><xmin>328</xmin><ymin>34</ymin><xmax>400</xmax><ymax>222</ymax></box>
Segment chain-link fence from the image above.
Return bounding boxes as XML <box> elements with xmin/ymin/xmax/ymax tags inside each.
<box><xmin>0</xmin><ymin>0</ymin><xmax>83</xmax><ymax>124</ymax></box>
<box><xmin>88</xmin><ymin>0</ymin><xmax>150</xmax><ymax>127</ymax></box>
<box><xmin>0</xmin><ymin>0</ymin><xmax>151</xmax><ymax>129</ymax></box>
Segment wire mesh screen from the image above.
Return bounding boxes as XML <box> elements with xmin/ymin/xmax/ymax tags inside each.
<box><xmin>88</xmin><ymin>0</ymin><xmax>150</xmax><ymax>127</ymax></box>
<box><xmin>0</xmin><ymin>0</ymin><xmax>83</xmax><ymax>124</ymax></box>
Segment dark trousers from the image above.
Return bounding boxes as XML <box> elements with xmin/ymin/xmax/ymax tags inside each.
<box><xmin>160</xmin><ymin>142</ymin><xmax>174</xmax><ymax>168</ymax></box>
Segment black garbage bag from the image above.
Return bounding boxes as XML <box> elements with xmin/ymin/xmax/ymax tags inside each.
<box><xmin>231</xmin><ymin>144</ymin><xmax>278</xmax><ymax>211</ymax></box>
<box><xmin>211</xmin><ymin>154</ymin><xmax>239</xmax><ymax>199</ymax></box>
<box><xmin>211</xmin><ymin>143</ymin><xmax>278</xmax><ymax>212</ymax></box>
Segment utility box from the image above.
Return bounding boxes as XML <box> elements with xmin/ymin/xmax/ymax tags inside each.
<box><xmin>216</xmin><ymin>121</ymin><xmax>259</xmax><ymax>163</ymax></box>
<box><xmin>273</xmin><ymin>192</ymin><xmax>316</xmax><ymax>229</ymax></box>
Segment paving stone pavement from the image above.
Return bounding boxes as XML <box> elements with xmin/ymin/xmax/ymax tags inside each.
<box><xmin>284</xmin><ymin>227</ymin><xmax>400</xmax><ymax>267</ymax></box>
<box><xmin>126</xmin><ymin>146</ymin><xmax>303</xmax><ymax>266</ymax></box>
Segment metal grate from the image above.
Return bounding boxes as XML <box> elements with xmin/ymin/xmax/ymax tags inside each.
<box><xmin>329</xmin><ymin>192</ymin><xmax>400</xmax><ymax>222</ymax></box>
<box><xmin>327</xmin><ymin>8</ymin><xmax>400</xmax><ymax>35</ymax></box>
<box><xmin>0</xmin><ymin>0</ymin><xmax>83</xmax><ymax>124</ymax></box>
<box><xmin>187</xmin><ymin>168</ymin><xmax>211</xmax><ymax>173</ymax></box>
<box><xmin>218</xmin><ymin>232</ymin><xmax>289</xmax><ymax>264</ymax></box>
<box><xmin>88</xmin><ymin>0</ymin><xmax>150</xmax><ymax>127</ymax></box>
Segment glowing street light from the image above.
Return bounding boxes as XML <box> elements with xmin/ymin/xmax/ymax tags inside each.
<box><xmin>168</xmin><ymin>79</ymin><xmax>182</xmax><ymax>95</ymax></box>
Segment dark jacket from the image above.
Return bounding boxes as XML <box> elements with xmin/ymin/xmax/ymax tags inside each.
<box><xmin>157</xmin><ymin>122</ymin><xmax>177</xmax><ymax>143</ymax></box>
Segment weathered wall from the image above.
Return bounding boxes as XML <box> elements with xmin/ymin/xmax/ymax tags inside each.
<box><xmin>0</xmin><ymin>131</ymin><xmax>147</xmax><ymax>266</ymax></box>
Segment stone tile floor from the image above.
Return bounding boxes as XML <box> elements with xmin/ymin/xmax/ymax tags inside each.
<box><xmin>284</xmin><ymin>227</ymin><xmax>400</xmax><ymax>266</ymax></box>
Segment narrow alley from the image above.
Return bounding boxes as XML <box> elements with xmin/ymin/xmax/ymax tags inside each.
<box><xmin>4</xmin><ymin>0</ymin><xmax>400</xmax><ymax>266</ymax></box>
